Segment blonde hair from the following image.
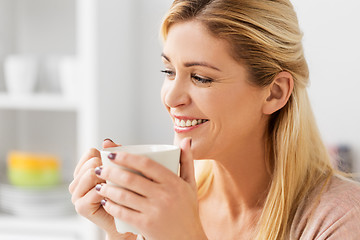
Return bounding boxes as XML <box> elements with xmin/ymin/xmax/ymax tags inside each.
<box><xmin>161</xmin><ymin>0</ymin><xmax>334</xmax><ymax>239</ymax></box>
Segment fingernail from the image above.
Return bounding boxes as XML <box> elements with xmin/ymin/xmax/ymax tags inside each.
<box><xmin>103</xmin><ymin>138</ymin><xmax>114</xmax><ymax>143</ymax></box>
<box><xmin>101</xmin><ymin>199</ymin><xmax>107</xmax><ymax>206</ymax></box>
<box><xmin>108</xmin><ymin>153</ymin><xmax>116</xmax><ymax>160</ymax></box>
<box><xmin>95</xmin><ymin>166</ymin><xmax>103</xmax><ymax>175</ymax></box>
<box><xmin>95</xmin><ymin>184</ymin><xmax>102</xmax><ymax>191</ymax></box>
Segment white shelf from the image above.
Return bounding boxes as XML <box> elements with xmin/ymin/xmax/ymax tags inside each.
<box><xmin>0</xmin><ymin>213</ymin><xmax>99</xmax><ymax>240</ymax></box>
<box><xmin>0</xmin><ymin>0</ymin><xmax>100</xmax><ymax>239</ymax></box>
<box><xmin>0</xmin><ymin>213</ymin><xmax>78</xmax><ymax>232</ymax></box>
<box><xmin>0</xmin><ymin>93</ymin><xmax>79</xmax><ymax>111</ymax></box>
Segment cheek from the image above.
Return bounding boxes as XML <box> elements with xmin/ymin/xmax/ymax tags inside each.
<box><xmin>160</xmin><ymin>82</ymin><xmax>167</xmax><ymax>106</ymax></box>
<box><xmin>199</xmin><ymin>91</ymin><xmax>242</xmax><ymax>122</ymax></box>
<box><xmin>209</xmin><ymin>91</ymin><xmax>264</xmax><ymax>137</ymax></box>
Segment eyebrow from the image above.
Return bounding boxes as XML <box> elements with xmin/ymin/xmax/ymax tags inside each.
<box><xmin>161</xmin><ymin>53</ymin><xmax>221</xmax><ymax>72</ymax></box>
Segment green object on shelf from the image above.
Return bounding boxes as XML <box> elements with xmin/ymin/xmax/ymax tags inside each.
<box><xmin>8</xmin><ymin>168</ymin><xmax>60</xmax><ymax>187</ymax></box>
<box><xmin>7</xmin><ymin>151</ymin><xmax>61</xmax><ymax>187</ymax></box>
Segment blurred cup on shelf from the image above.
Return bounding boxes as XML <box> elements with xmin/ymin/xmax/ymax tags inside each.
<box><xmin>38</xmin><ymin>56</ymin><xmax>61</xmax><ymax>93</ymax></box>
<box><xmin>100</xmin><ymin>145</ymin><xmax>180</xmax><ymax>235</ymax></box>
<box><xmin>59</xmin><ymin>56</ymin><xmax>78</xmax><ymax>99</ymax></box>
<box><xmin>7</xmin><ymin>151</ymin><xmax>61</xmax><ymax>187</ymax></box>
<box><xmin>4</xmin><ymin>55</ymin><xmax>38</xmax><ymax>96</ymax></box>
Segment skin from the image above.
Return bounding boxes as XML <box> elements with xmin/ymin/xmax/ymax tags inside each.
<box><xmin>69</xmin><ymin>20</ymin><xmax>293</xmax><ymax>240</ymax></box>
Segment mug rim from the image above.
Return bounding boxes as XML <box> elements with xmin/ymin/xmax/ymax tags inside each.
<box><xmin>101</xmin><ymin>144</ymin><xmax>179</xmax><ymax>154</ymax></box>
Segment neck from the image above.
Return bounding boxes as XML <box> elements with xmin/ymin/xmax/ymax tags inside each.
<box><xmin>206</xmin><ymin>135</ymin><xmax>271</xmax><ymax>216</ymax></box>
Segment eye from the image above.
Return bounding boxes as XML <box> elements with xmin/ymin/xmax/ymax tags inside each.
<box><xmin>191</xmin><ymin>74</ymin><xmax>213</xmax><ymax>86</ymax></box>
<box><xmin>161</xmin><ymin>69</ymin><xmax>175</xmax><ymax>80</ymax></box>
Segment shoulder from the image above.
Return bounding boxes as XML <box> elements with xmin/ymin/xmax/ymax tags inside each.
<box><xmin>290</xmin><ymin>175</ymin><xmax>360</xmax><ymax>240</ymax></box>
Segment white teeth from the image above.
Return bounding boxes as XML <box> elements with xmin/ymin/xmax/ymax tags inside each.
<box><xmin>180</xmin><ymin>120</ymin><xmax>186</xmax><ymax>127</ymax></box>
<box><xmin>175</xmin><ymin>118</ymin><xmax>207</xmax><ymax>127</ymax></box>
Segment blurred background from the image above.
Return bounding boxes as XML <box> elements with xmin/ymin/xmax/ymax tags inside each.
<box><xmin>0</xmin><ymin>0</ymin><xmax>358</xmax><ymax>239</ymax></box>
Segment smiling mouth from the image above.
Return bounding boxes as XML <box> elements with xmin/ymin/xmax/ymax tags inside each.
<box><xmin>174</xmin><ymin>118</ymin><xmax>209</xmax><ymax>127</ymax></box>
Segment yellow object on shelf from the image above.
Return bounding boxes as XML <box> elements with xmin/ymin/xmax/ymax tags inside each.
<box><xmin>7</xmin><ymin>151</ymin><xmax>61</xmax><ymax>187</ymax></box>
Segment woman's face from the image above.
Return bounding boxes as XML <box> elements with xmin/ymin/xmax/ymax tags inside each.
<box><xmin>161</xmin><ymin>21</ymin><xmax>269</xmax><ymax>160</ymax></box>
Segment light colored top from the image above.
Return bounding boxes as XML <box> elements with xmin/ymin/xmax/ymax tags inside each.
<box><xmin>290</xmin><ymin>175</ymin><xmax>360</xmax><ymax>240</ymax></box>
<box><xmin>137</xmin><ymin>175</ymin><xmax>360</xmax><ymax>240</ymax></box>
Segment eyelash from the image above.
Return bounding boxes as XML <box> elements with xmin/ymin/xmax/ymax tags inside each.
<box><xmin>160</xmin><ymin>70</ymin><xmax>175</xmax><ymax>78</ymax></box>
<box><xmin>160</xmin><ymin>70</ymin><xmax>213</xmax><ymax>85</ymax></box>
<box><xmin>191</xmin><ymin>74</ymin><xmax>213</xmax><ymax>84</ymax></box>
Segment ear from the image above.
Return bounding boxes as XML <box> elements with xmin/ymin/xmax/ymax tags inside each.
<box><xmin>262</xmin><ymin>71</ymin><xmax>294</xmax><ymax>115</ymax></box>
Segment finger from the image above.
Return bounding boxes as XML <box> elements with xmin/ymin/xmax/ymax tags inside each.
<box><xmin>96</xmin><ymin>183</ymin><xmax>148</xmax><ymax>213</ymax></box>
<box><xmin>74</xmin><ymin>148</ymin><xmax>101</xmax><ymax>178</ymax></box>
<box><xmin>179</xmin><ymin>137</ymin><xmax>196</xmax><ymax>189</ymax></box>
<box><xmin>76</xmin><ymin>157</ymin><xmax>102</xmax><ymax>181</ymax></box>
<box><xmin>103</xmin><ymin>138</ymin><xmax>121</xmax><ymax>149</ymax></box>
<box><xmin>69</xmin><ymin>157</ymin><xmax>102</xmax><ymax>193</ymax></box>
<box><xmin>101</xmin><ymin>197</ymin><xmax>142</xmax><ymax>229</ymax></box>
<box><xmin>96</xmin><ymin>165</ymin><xmax>157</xmax><ymax>197</ymax></box>
<box><xmin>71</xmin><ymin>168</ymin><xmax>104</xmax><ymax>203</ymax></box>
<box><xmin>73</xmin><ymin>188</ymin><xmax>104</xmax><ymax>216</ymax></box>
<box><xmin>109</xmin><ymin>152</ymin><xmax>176</xmax><ymax>184</ymax></box>
<box><xmin>74</xmin><ymin>188</ymin><xmax>117</xmax><ymax>233</ymax></box>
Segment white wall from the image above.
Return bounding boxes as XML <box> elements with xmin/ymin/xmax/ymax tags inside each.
<box><xmin>15</xmin><ymin>0</ymin><xmax>75</xmax><ymax>55</ymax></box>
<box><xmin>95</xmin><ymin>0</ymin><xmax>174</xmax><ymax>146</ymax></box>
<box><xmin>292</xmin><ymin>0</ymin><xmax>360</xmax><ymax>172</ymax></box>
<box><xmin>135</xmin><ymin>0</ymin><xmax>175</xmax><ymax>144</ymax></box>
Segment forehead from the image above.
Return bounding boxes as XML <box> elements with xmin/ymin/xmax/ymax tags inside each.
<box><xmin>163</xmin><ymin>21</ymin><xmax>233</xmax><ymax>64</ymax></box>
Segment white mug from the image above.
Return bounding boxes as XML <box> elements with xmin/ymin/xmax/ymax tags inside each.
<box><xmin>59</xmin><ymin>56</ymin><xmax>78</xmax><ymax>99</ymax></box>
<box><xmin>100</xmin><ymin>144</ymin><xmax>180</xmax><ymax>235</ymax></box>
<box><xmin>4</xmin><ymin>55</ymin><xmax>38</xmax><ymax>96</ymax></box>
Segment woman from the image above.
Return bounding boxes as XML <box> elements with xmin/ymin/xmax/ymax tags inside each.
<box><xmin>69</xmin><ymin>0</ymin><xmax>360</xmax><ymax>239</ymax></box>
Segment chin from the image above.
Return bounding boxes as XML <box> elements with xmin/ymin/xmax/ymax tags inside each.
<box><xmin>174</xmin><ymin>135</ymin><xmax>213</xmax><ymax>160</ymax></box>
<box><xmin>173</xmin><ymin>135</ymin><xmax>181</xmax><ymax>147</ymax></box>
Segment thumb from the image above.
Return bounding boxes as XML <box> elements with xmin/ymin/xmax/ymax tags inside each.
<box><xmin>179</xmin><ymin>137</ymin><xmax>196</xmax><ymax>190</ymax></box>
<box><xmin>102</xmin><ymin>138</ymin><xmax>121</xmax><ymax>149</ymax></box>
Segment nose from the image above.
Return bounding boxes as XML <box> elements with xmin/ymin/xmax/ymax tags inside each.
<box><xmin>162</xmin><ymin>76</ymin><xmax>191</xmax><ymax>109</ymax></box>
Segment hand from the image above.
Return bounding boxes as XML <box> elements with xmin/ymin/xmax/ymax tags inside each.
<box><xmin>69</xmin><ymin>139</ymin><xmax>138</xmax><ymax>240</ymax></box>
<box><xmin>95</xmin><ymin>138</ymin><xmax>207</xmax><ymax>240</ymax></box>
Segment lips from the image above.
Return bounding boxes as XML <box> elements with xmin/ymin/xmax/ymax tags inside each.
<box><xmin>173</xmin><ymin>116</ymin><xmax>209</xmax><ymax>133</ymax></box>
<box><xmin>175</xmin><ymin>118</ymin><xmax>208</xmax><ymax>127</ymax></box>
